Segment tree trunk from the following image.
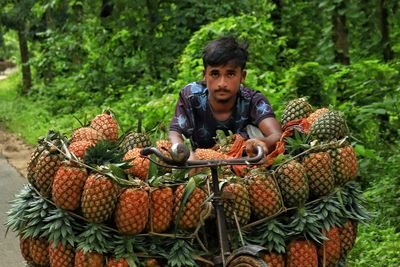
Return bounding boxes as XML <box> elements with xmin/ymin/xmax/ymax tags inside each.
<box><xmin>332</xmin><ymin>1</ymin><xmax>350</xmax><ymax>65</ymax></box>
<box><xmin>379</xmin><ymin>0</ymin><xmax>394</xmax><ymax>61</ymax></box>
<box><xmin>17</xmin><ymin>29</ymin><xmax>32</xmax><ymax>95</ymax></box>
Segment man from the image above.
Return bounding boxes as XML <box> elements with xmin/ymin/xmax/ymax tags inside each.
<box><xmin>169</xmin><ymin>36</ymin><xmax>282</xmax><ymax>159</ymax></box>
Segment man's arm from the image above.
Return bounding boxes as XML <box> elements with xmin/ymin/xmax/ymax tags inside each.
<box><xmin>245</xmin><ymin>117</ymin><xmax>282</xmax><ymax>155</ymax></box>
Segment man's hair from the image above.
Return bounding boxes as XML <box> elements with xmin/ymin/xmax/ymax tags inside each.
<box><xmin>202</xmin><ymin>36</ymin><xmax>248</xmax><ymax>69</ymax></box>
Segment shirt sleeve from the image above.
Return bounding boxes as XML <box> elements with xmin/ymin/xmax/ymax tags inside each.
<box><xmin>169</xmin><ymin>85</ymin><xmax>194</xmax><ymax>138</ymax></box>
<box><xmin>250</xmin><ymin>92</ymin><xmax>275</xmax><ymax>126</ymax></box>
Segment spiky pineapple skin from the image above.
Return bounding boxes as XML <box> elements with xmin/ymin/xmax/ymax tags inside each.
<box><xmin>34</xmin><ymin>149</ymin><xmax>63</xmax><ymax>197</ymax></box>
<box><xmin>155</xmin><ymin>139</ymin><xmax>173</xmax><ymax>173</ymax></box>
<box><xmin>19</xmin><ymin>236</ymin><xmax>33</xmax><ymax>263</ymax></box>
<box><xmin>302</xmin><ymin>151</ymin><xmax>334</xmax><ymax>197</ymax></box>
<box><xmin>281</xmin><ymin>98</ymin><xmax>313</xmax><ymax>125</ymax></box>
<box><xmin>148</xmin><ymin>187</ymin><xmax>173</xmax><ymax>233</ymax></box>
<box><xmin>74</xmin><ymin>250</ymin><xmax>105</xmax><ymax>267</ymax></box>
<box><xmin>339</xmin><ymin>220</ymin><xmax>358</xmax><ymax>256</ymax></box>
<box><xmin>115</xmin><ymin>188</ymin><xmax>149</xmax><ymax>235</ymax></box>
<box><xmin>263</xmin><ymin>252</ymin><xmax>285</xmax><ymax>267</ymax></box>
<box><xmin>194</xmin><ymin>148</ymin><xmax>227</xmax><ymax>160</ymax></box>
<box><xmin>27</xmin><ymin>143</ymin><xmax>46</xmax><ymax>187</ymax></box>
<box><xmin>52</xmin><ymin>165</ymin><xmax>88</xmax><ymax>210</ymax></box>
<box><xmin>318</xmin><ymin>227</ymin><xmax>341</xmax><ymax>267</ymax></box>
<box><xmin>29</xmin><ymin>237</ymin><xmax>50</xmax><ymax>266</ymax></box>
<box><xmin>275</xmin><ymin>160</ymin><xmax>309</xmax><ymax>207</ymax></box>
<box><xmin>121</xmin><ymin>132</ymin><xmax>152</xmax><ymax>153</ymax></box>
<box><xmin>124</xmin><ymin>148</ymin><xmax>150</xmax><ymax>180</ymax></box>
<box><xmin>173</xmin><ymin>184</ymin><xmax>207</xmax><ymax>229</ymax></box>
<box><xmin>222</xmin><ymin>182</ymin><xmax>251</xmax><ymax>226</ymax></box>
<box><xmin>287</xmin><ymin>239</ymin><xmax>318</xmax><ymax>267</ymax></box>
<box><xmin>330</xmin><ymin>145</ymin><xmax>358</xmax><ymax>186</ymax></box>
<box><xmin>81</xmin><ymin>173</ymin><xmax>119</xmax><ymax>223</ymax></box>
<box><xmin>67</xmin><ymin>140</ymin><xmax>95</xmax><ymax>159</ymax></box>
<box><xmin>48</xmin><ymin>242</ymin><xmax>75</xmax><ymax>267</ymax></box>
<box><xmin>309</xmin><ymin>111</ymin><xmax>348</xmax><ymax>141</ymax></box>
<box><xmin>245</xmin><ymin>170</ymin><xmax>282</xmax><ymax>218</ymax></box>
<box><xmin>90</xmin><ymin>113</ymin><xmax>119</xmax><ymax>142</ymax></box>
<box><xmin>71</xmin><ymin>127</ymin><xmax>106</xmax><ymax>144</ymax></box>
<box><xmin>106</xmin><ymin>258</ymin><xmax>129</xmax><ymax>267</ymax></box>
<box><xmin>307</xmin><ymin>107</ymin><xmax>329</xmax><ymax>125</ymax></box>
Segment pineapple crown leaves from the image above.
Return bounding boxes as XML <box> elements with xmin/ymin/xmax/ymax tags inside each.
<box><xmin>214</xmin><ymin>129</ymin><xmax>234</xmax><ymax>146</ymax></box>
<box><xmin>110</xmin><ymin>233</ymin><xmax>145</xmax><ymax>266</ymax></box>
<box><xmin>41</xmin><ymin>208</ymin><xmax>82</xmax><ymax>248</ymax></box>
<box><xmin>167</xmin><ymin>239</ymin><xmax>198</xmax><ymax>267</ymax></box>
<box><xmin>84</xmin><ymin>140</ymin><xmax>126</xmax><ymax>167</ymax></box>
<box><xmin>76</xmin><ymin>223</ymin><xmax>113</xmax><ymax>254</ymax></box>
<box><xmin>174</xmin><ymin>175</ymin><xmax>207</xmax><ymax>230</ymax></box>
<box><xmin>306</xmin><ymin>194</ymin><xmax>345</xmax><ymax>231</ymax></box>
<box><xmin>241</xmin><ymin>219</ymin><xmax>288</xmax><ymax>254</ymax></box>
<box><xmin>283</xmin><ymin>130</ymin><xmax>311</xmax><ymax>156</ymax></box>
<box><xmin>5</xmin><ymin>184</ymin><xmax>38</xmax><ymax>235</ymax></box>
<box><xmin>286</xmin><ymin>206</ymin><xmax>326</xmax><ymax>244</ymax></box>
<box><xmin>337</xmin><ymin>181</ymin><xmax>373</xmax><ymax>223</ymax></box>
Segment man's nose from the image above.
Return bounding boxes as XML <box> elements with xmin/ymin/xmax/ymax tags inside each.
<box><xmin>218</xmin><ymin>76</ymin><xmax>228</xmax><ymax>88</ymax></box>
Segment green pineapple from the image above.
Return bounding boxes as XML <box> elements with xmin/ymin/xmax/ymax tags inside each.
<box><xmin>309</xmin><ymin>111</ymin><xmax>348</xmax><ymax>141</ymax></box>
<box><xmin>281</xmin><ymin>98</ymin><xmax>313</xmax><ymax>126</ymax></box>
<box><xmin>120</xmin><ymin>131</ymin><xmax>152</xmax><ymax>153</ymax></box>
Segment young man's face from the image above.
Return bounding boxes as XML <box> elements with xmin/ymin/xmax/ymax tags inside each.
<box><xmin>203</xmin><ymin>63</ymin><xmax>246</xmax><ymax>104</ymax></box>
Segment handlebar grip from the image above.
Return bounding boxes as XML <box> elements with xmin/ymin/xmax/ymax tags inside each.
<box><xmin>140</xmin><ymin>144</ymin><xmax>190</xmax><ymax>165</ymax></box>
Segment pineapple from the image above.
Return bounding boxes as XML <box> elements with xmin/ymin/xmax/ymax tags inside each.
<box><xmin>307</xmin><ymin>107</ymin><xmax>329</xmax><ymax>125</ymax></box>
<box><xmin>309</xmin><ymin>110</ymin><xmax>348</xmax><ymax>141</ymax></box>
<box><xmin>214</xmin><ymin>130</ymin><xmax>235</xmax><ymax>154</ymax></box>
<box><xmin>90</xmin><ymin>111</ymin><xmax>119</xmax><ymax>141</ymax></box>
<box><xmin>245</xmin><ymin>169</ymin><xmax>282</xmax><ymax>218</ymax></box>
<box><xmin>263</xmin><ymin>252</ymin><xmax>285</xmax><ymax>267</ymax></box>
<box><xmin>81</xmin><ymin>173</ymin><xmax>119</xmax><ymax>223</ymax></box>
<box><xmin>49</xmin><ymin>241</ymin><xmax>75</xmax><ymax>267</ymax></box>
<box><xmin>67</xmin><ymin>140</ymin><xmax>95</xmax><ymax>160</ymax></box>
<box><xmin>275</xmin><ymin>160</ymin><xmax>309</xmax><ymax>208</ymax></box>
<box><xmin>222</xmin><ymin>179</ymin><xmax>251</xmax><ymax>226</ymax></box>
<box><xmin>120</xmin><ymin>131</ymin><xmax>152</xmax><ymax>153</ymax></box>
<box><xmin>27</xmin><ymin>141</ymin><xmax>46</xmax><ymax>187</ymax></box>
<box><xmin>318</xmin><ymin>227</ymin><xmax>341</xmax><ymax>267</ymax></box>
<box><xmin>106</xmin><ymin>258</ymin><xmax>129</xmax><ymax>267</ymax></box>
<box><xmin>52</xmin><ymin>164</ymin><xmax>88</xmax><ymax>210</ymax></box>
<box><xmin>34</xmin><ymin>146</ymin><xmax>63</xmax><ymax>197</ymax></box>
<box><xmin>19</xmin><ymin>236</ymin><xmax>33</xmax><ymax>263</ymax></box>
<box><xmin>194</xmin><ymin>148</ymin><xmax>227</xmax><ymax>160</ymax></box>
<box><xmin>286</xmin><ymin>239</ymin><xmax>318</xmax><ymax>267</ymax></box>
<box><xmin>155</xmin><ymin>139</ymin><xmax>173</xmax><ymax>173</ymax></box>
<box><xmin>115</xmin><ymin>188</ymin><xmax>149</xmax><ymax>235</ymax></box>
<box><xmin>281</xmin><ymin>98</ymin><xmax>313</xmax><ymax>126</ymax></box>
<box><xmin>75</xmin><ymin>250</ymin><xmax>105</xmax><ymax>267</ymax></box>
<box><xmin>148</xmin><ymin>186</ymin><xmax>174</xmax><ymax>233</ymax></box>
<box><xmin>339</xmin><ymin>220</ymin><xmax>358</xmax><ymax>256</ymax></box>
<box><xmin>330</xmin><ymin>145</ymin><xmax>358</xmax><ymax>186</ymax></box>
<box><xmin>124</xmin><ymin>148</ymin><xmax>150</xmax><ymax>180</ymax></box>
<box><xmin>302</xmin><ymin>151</ymin><xmax>334</xmax><ymax>197</ymax></box>
<box><xmin>71</xmin><ymin>127</ymin><xmax>106</xmax><ymax>143</ymax></box>
<box><xmin>173</xmin><ymin>184</ymin><xmax>207</xmax><ymax>229</ymax></box>
<box><xmin>30</xmin><ymin>237</ymin><xmax>50</xmax><ymax>266</ymax></box>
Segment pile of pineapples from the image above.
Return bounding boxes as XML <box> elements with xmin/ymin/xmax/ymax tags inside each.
<box><xmin>6</xmin><ymin>99</ymin><xmax>370</xmax><ymax>267</ymax></box>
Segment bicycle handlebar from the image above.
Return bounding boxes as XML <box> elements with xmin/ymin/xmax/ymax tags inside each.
<box><xmin>140</xmin><ymin>144</ymin><xmax>265</xmax><ymax>169</ymax></box>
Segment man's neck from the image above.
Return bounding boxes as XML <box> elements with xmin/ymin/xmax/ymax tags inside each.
<box><xmin>208</xmin><ymin>97</ymin><xmax>236</xmax><ymax>121</ymax></box>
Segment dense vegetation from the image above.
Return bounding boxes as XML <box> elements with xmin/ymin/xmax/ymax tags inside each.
<box><xmin>1</xmin><ymin>0</ymin><xmax>399</xmax><ymax>265</ymax></box>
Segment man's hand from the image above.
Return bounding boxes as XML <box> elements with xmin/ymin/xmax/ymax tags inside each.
<box><xmin>245</xmin><ymin>138</ymin><xmax>268</xmax><ymax>157</ymax></box>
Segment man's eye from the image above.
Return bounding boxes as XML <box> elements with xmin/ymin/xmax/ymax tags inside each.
<box><xmin>211</xmin><ymin>73</ymin><xmax>219</xmax><ymax>77</ymax></box>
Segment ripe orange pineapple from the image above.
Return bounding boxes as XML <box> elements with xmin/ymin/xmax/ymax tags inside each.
<box><xmin>155</xmin><ymin>139</ymin><xmax>173</xmax><ymax>173</ymax></box>
<box><xmin>302</xmin><ymin>151</ymin><xmax>334</xmax><ymax>197</ymax></box>
<box><xmin>245</xmin><ymin>169</ymin><xmax>282</xmax><ymax>218</ymax></box>
<box><xmin>124</xmin><ymin>148</ymin><xmax>150</xmax><ymax>180</ymax></box>
<box><xmin>287</xmin><ymin>239</ymin><xmax>318</xmax><ymax>267</ymax></box>
<box><xmin>67</xmin><ymin>140</ymin><xmax>95</xmax><ymax>159</ymax></box>
<box><xmin>90</xmin><ymin>112</ymin><xmax>119</xmax><ymax>141</ymax></box>
<box><xmin>74</xmin><ymin>250</ymin><xmax>105</xmax><ymax>267</ymax></box>
<box><xmin>275</xmin><ymin>160</ymin><xmax>309</xmax><ymax>207</ymax></box>
<box><xmin>81</xmin><ymin>173</ymin><xmax>119</xmax><ymax>223</ymax></box>
<box><xmin>148</xmin><ymin>186</ymin><xmax>173</xmax><ymax>233</ymax></box>
<box><xmin>330</xmin><ymin>145</ymin><xmax>358</xmax><ymax>186</ymax></box>
<box><xmin>49</xmin><ymin>241</ymin><xmax>75</xmax><ymax>267</ymax></box>
<box><xmin>339</xmin><ymin>220</ymin><xmax>358</xmax><ymax>256</ymax></box>
<box><xmin>71</xmin><ymin>127</ymin><xmax>106</xmax><ymax>144</ymax></box>
<box><xmin>29</xmin><ymin>237</ymin><xmax>50</xmax><ymax>266</ymax></box>
<box><xmin>106</xmin><ymin>258</ymin><xmax>129</xmax><ymax>267</ymax></box>
<box><xmin>52</xmin><ymin>164</ymin><xmax>88</xmax><ymax>210</ymax></box>
<box><xmin>263</xmin><ymin>252</ymin><xmax>285</xmax><ymax>267</ymax></box>
<box><xmin>318</xmin><ymin>227</ymin><xmax>341</xmax><ymax>267</ymax></box>
<box><xmin>194</xmin><ymin>148</ymin><xmax>227</xmax><ymax>160</ymax></box>
<box><xmin>173</xmin><ymin>184</ymin><xmax>207</xmax><ymax>229</ymax></box>
<box><xmin>115</xmin><ymin>188</ymin><xmax>149</xmax><ymax>235</ymax></box>
<box><xmin>19</xmin><ymin>236</ymin><xmax>33</xmax><ymax>263</ymax></box>
<box><xmin>222</xmin><ymin>180</ymin><xmax>251</xmax><ymax>226</ymax></box>
<box><xmin>34</xmin><ymin>148</ymin><xmax>63</xmax><ymax>197</ymax></box>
